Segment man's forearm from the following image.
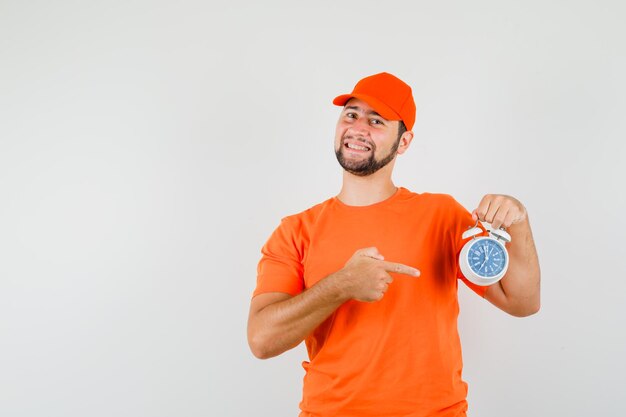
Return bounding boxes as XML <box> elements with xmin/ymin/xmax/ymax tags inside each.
<box><xmin>499</xmin><ymin>217</ymin><xmax>541</xmax><ymax>314</ymax></box>
<box><xmin>248</xmin><ymin>247</ymin><xmax>419</xmax><ymax>358</ymax></box>
<box><xmin>248</xmin><ymin>273</ymin><xmax>348</xmax><ymax>359</ymax></box>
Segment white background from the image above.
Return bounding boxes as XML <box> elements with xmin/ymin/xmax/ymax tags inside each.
<box><xmin>1</xmin><ymin>1</ymin><xmax>625</xmax><ymax>416</ymax></box>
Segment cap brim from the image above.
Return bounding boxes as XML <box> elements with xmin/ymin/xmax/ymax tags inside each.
<box><xmin>333</xmin><ymin>93</ymin><xmax>401</xmax><ymax>123</ymax></box>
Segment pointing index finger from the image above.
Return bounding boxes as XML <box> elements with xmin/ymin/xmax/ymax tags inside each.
<box><xmin>381</xmin><ymin>261</ymin><xmax>420</xmax><ymax>277</ymax></box>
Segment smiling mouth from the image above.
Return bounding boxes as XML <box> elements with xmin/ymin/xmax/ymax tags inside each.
<box><xmin>345</xmin><ymin>142</ymin><xmax>371</xmax><ymax>151</ymax></box>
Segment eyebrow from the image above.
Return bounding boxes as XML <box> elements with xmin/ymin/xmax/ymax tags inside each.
<box><xmin>344</xmin><ymin>105</ymin><xmax>382</xmax><ymax>118</ymax></box>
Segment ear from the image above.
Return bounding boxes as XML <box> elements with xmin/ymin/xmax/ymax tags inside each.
<box><xmin>396</xmin><ymin>130</ymin><xmax>414</xmax><ymax>155</ymax></box>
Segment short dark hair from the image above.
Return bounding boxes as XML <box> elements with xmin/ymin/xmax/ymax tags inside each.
<box><xmin>397</xmin><ymin>121</ymin><xmax>407</xmax><ymax>141</ymax></box>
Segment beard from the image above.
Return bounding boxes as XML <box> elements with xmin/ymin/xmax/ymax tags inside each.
<box><xmin>335</xmin><ymin>135</ymin><xmax>400</xmax><ymax>177</ymax></box>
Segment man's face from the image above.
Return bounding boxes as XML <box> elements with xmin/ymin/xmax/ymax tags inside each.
<box><xmin>334</xmin><ymin>98</ymin><xmax>402</xmax><ymax>176</ymax></box>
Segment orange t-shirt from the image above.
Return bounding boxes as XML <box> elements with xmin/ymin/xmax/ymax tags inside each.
<box><xmin>254</xmin><ymin>188</ymin><xmax>487</xmax><ymax>417</ymax></box>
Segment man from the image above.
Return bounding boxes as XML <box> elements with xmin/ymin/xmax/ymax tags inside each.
<box><xmin>247</xmin><ymin>72</ymin><xmax>540</xmax><ymax>417</ymax></box>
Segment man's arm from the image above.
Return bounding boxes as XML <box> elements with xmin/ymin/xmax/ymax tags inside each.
<box><xmin>247</xmin><ymin>247</ymin><xmax>420</xmax><ymax>359</ymax></box>
<box><xmin>247</xmin><ymin>279</ymin><xmax>346</xmax><ymax>360</ymax></box>
<box><xmin>472</xmin><ymin>194</ymin><xmax>541</xmax><ymax>317</ymax></box>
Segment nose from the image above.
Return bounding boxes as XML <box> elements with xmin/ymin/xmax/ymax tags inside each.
<box><xmin>347</xmin><ymin>117</ymin><xmax>371</xmax><ymax>135</ymax></box>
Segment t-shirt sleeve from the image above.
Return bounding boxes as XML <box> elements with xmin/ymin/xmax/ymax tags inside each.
<box><xmin>447</xmin><ymin>197</ymin><xmax>490</xmax><ymax>298</ymax></box>
<box><xmin>253</xmin><ymin>216</ymin><xmax>306</xmax><ymax>298</ymax></box>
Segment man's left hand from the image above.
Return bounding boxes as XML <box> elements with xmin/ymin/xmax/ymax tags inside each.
<box><xmin>472</xmin><ymin>194</ymin><xmax>527</xmax><ymax>229</ymax></box>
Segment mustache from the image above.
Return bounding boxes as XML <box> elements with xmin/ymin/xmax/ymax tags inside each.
<box><xmin>341</xmin><ymin>134</ymin><xmax>375</xmax><ymax>150</ymax></box>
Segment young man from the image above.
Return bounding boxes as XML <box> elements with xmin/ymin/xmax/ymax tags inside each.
<box><xmin>247</xmin><ymin>72</ymin><xmax>540</xmax><ymax>417</ymax></box>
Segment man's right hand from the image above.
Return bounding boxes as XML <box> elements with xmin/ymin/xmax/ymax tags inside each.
<box><xmin>248</xmin><ymin>247</ymin><xmax>420</xmax><ymax>358</ymax></box>
<box><xmin>334</xmin><ymin>247</ymin><xmax>420</xmax><ymax>302</ymax></box>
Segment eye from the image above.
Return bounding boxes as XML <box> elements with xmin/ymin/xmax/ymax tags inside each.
<box><xmin>345</xmin><ymin>112</ymin><xmax>357</xmax><ymax>119</ymax></box>
<box><xmin>370</xmin><ymin>118</ymin><xmax>384</xmax><ymax>126</ymax></box>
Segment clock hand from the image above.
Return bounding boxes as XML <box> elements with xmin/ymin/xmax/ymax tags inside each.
<box><xmin>479</xmin><ymin>257</ymin><xmax>487</xmax><ymax>271</ymax></box>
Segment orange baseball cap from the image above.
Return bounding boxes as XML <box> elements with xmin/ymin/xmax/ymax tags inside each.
<box><xmin>333</xmin><ymin>72</ymin><xmax>416</xmax><ymax>130</ymax></box>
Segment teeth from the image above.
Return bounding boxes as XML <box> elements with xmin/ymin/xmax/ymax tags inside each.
<box><xmin>347</xmin><ymin>143</ymin><xmax>369</xmax><ymax>151</ymax></box>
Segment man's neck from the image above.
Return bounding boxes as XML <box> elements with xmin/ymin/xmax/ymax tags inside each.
<box><xmin>336</xmin><ymin>169</ymin><xmax>397</xmax><ymax>207</ymax></box>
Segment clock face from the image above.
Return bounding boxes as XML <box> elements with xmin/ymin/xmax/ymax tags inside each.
<box><xmin>468</xmin><ymin>238</ymin><xmax>507</xmax><ymax>278</ymax></box>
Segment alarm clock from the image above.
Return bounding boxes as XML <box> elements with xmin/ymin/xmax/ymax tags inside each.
<box><xmin>459</xmin><ymin>221</ymin><xmax>511</xmax><ymax>286</ymax></box>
